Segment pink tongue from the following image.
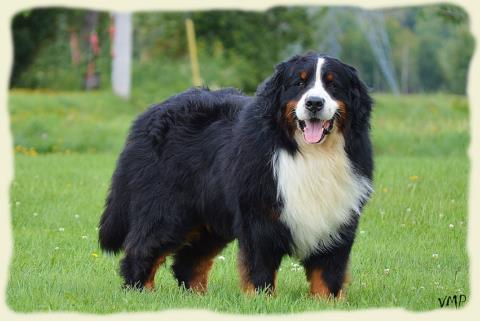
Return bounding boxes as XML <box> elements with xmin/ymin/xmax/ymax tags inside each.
<box><xmin>303</xmin><ymin>120</ymin><xmax>324</xmax><ymax>144</ymax></box>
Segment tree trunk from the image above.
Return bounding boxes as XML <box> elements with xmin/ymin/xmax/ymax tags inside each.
<box><xmin>111</xmin><ymin>12</ymin><xmax>132</xmax><ymax>99</ymax></box>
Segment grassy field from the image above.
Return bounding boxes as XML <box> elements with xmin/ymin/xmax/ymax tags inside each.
<box><xmin>6</xmin><ymin>90</ymin><xmax>470</xmax><ymax>313</ymax></box>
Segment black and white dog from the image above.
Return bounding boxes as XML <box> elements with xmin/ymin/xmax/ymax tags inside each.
<box><xmin>99</xmin><ymin>52</ymin><xmax>373</xmax><ymax>298</ymax></box>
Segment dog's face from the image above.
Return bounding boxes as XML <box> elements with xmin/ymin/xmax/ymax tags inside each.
<box><xmin>258</xmin><ymin>53</ymin><xmax>370</xmax><ymax>145</ymax></box>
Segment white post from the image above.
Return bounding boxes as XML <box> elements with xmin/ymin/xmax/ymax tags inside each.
<box><xmin>112</xmin><ymin>12</ymin><xmax>132</xmax><ymax>99</ymax></box>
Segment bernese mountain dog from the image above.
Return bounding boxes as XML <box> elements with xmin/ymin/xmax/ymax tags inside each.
<box><xmin>99</xmin><ymin>52</ymin><xmax>373</xmax><ymax>298</ymax></box>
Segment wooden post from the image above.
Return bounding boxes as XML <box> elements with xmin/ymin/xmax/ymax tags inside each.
<box><xmin>185</xmin><ymin>18</ymin><xmax>202</xmax><ymax>87</ymax></box>
<box><xmin>112</xmin><ymin>12</ymin><xmax>132</xmax><ymax>99</ymax></box>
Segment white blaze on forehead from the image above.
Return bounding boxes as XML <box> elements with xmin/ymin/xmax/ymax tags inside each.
<box><xmin>296</xmin><ymin>57</ymin><xmax>338</xmax><ymax>121</ymax></box>
<box><xmin>315</xmin><ymin>57</ymin><xmax>323</xmax><ymax>83</ymax></box>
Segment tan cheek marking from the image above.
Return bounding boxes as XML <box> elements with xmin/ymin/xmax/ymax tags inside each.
<box><xmin>284</xmin><ymin>100</ymin><xmax>298</xmax><ymax>132</ymax></box>
<box><xmin>336</xmin><ymin>100</ymin><xmax>348</xmax><ymax>130</ymax></box>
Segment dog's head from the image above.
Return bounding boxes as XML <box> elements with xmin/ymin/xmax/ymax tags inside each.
<box><xmin>257</xmin><ymin>53</ymin><xmax>372</xmax><ymax>145</ymax></box>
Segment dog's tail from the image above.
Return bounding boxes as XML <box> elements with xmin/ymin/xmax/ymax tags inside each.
<box><xmin>98</xmin><ymin>173</ymin><xmax>129</xmax><ymax>254</ymax></box>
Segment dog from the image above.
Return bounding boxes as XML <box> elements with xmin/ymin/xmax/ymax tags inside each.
<box><xmin>98</xmin><ymin>52</ymin><xmax>373</xmax><ymax>298</ymax></box>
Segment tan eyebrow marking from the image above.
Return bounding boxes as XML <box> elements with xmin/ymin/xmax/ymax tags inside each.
<box><xmin>326</xmin><ymin>73</ymin><xmax>334</xmax><ymax>82</ymax></box>
<box><xmin>299</xmin><ymin>71</ymin><xmax>308</xmax><ymax>80</ymax></box>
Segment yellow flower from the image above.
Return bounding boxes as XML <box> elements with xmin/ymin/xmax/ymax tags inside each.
<box><xmin>382</xmin><ymin>187</ymin><xmax>388</xmax><ymax>193</ymax></box>
<box><xmin>409</xmin><ymin>175</ymin><xmax>419</xmax><ymax>182</ymax></box>
<box><xmin>91</xmin><ymin>252</ymin><xmax>98</xmax><ymax>258</ymax></box>
<box><xmin>14</xmin><ymin>145</ymin><xmax>38</xmax><ymax>157</ymax></box>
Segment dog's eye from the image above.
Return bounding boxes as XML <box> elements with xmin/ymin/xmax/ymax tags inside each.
<box><xmin>296</xmin><ymin>81</ymin><xmax>305</xmax><ymax>87</ymax></box>
<box><xmin>326</xmin><ymin>78</ymin><xmax>336</xmax><ymax>89</ymax></box>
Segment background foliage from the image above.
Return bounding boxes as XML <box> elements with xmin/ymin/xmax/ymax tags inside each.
<box><xmin>10</xmin><ymin>5</ymin><xmax>474</xmax><ymax>100</ymax></box>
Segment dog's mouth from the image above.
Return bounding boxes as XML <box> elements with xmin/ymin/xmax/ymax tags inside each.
<box><xmin>298</xmin><ymin>119</ymin><xmax>334</xmax><ymax>144</ymax></box>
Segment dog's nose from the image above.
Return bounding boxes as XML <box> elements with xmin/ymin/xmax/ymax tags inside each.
<box><xmin>305</xmin><ymin>96</ymin><xmax>325</xmax><ymax>112</ymax></box>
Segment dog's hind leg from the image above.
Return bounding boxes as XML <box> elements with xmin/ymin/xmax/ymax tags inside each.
<box><xmin>171</xmin><ymin>226</ymin><xmax>229</xmax><ymax>294</ymax></box>
<box><xmin>119</xmin><ymin>217</ymin><xmax>181</xmax><ymax>290</ymax></box>
<box><xmin>120</xmin><ymin>244</ymin><xmax>172</xmax><ymax>290</ymax></box>
<box><xmin>143</xmin><ymin>254</ymin><xmax>168</xmax><ymax>290</ymax></box>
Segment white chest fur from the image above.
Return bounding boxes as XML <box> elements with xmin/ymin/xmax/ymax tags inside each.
<box><xmin>273</xmin><ymin>132</ymin><xmax>372</xmax><ymax>259</ymax></box>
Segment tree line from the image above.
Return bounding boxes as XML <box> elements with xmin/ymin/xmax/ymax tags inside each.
<box><xmin>10</xmin><ymin>5</ymin><xmax>474</xmax><ymax>95</ymax></box>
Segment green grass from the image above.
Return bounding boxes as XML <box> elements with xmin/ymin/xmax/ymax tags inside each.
<box><xmin>8</xmin><ymin>90</ymin><xmax>145</xmax><ymax>154</ymax></box>
<box><xmin>6</xmin><ymin>90</ymin><xmax>470</xmax><ymax>313</ymax></box>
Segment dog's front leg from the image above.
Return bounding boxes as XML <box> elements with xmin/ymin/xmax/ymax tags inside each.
<box><xmin>236</xmin><ymin>237</ymin><xmax>285</xmax><ymax>295</ymax></box>
<box><xmin>301</xmin><ymin>239</ymin><xmax>353</xmax><ymax>299</ymax></box>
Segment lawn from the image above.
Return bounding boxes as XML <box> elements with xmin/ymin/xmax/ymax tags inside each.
<box><xmin>6</xmin><ymin>90</ymin><xmax>470</xmax><ymax>313</ymax></box>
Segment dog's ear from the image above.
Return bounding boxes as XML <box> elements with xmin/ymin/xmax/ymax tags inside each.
<box><xmin>344</xmin><ymin>63</ymin><xmax>373</xmax><ymax>128</ymax></box>
<box><xmin>256</xmin><ymin>61</ymin><xmax>287</xmax><ymax>99</ymax></box>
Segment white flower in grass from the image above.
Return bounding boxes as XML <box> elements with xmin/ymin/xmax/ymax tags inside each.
<box><xmin>33</xmin><ymin>212</ymin><xmax>38</xmax><ymax>217</ymax></box>
<box><xmin>54</xmin><ymin>247</ymin><xmax>59</xmax><ymax>250</ymax></box>
<box><xmin>406</xmin><ymin>207</ymin><xmax>411</xmax><ymax>212</ymax></box>
<box><xmin>217</xmin><ymin>255</ymin><xmax>225</xmax><ymax>261</ymax></box>
<box><xmin>384</xmin><ymin>268</ymin><xmax>390</xmax><ymax>275</ymax></box>
<box><xmin>58</xmin><ymin>227</ymin><xmax>65</xmax><ymax>232</ymax></box>
<box><xmin>74</xmin><ymin>214</ymin><xmax>80</xmax><ymax>219</ymax></box>
<box><xmin>81</xmin><ymin>235</ymin><xmax>88</xmax><ymax>239</ymax></box>
<box><xmin>432</xmin><ymin>253</ymin><xmax>439</xmax><ymax>259</ymax></box>
<box><xmin>360</xmin><ymin>230</ymin><xmax>366</xmax><ymax>235</ymax></box>
<box><xmin>449</xmin><ymin>224</ymin><xmax>454</xmax><ymax>229</ymax></box>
